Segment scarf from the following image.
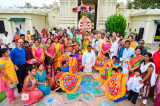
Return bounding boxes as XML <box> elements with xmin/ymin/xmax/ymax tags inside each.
<box><xmin>140</xmin><ymin>62</ymin><xmax>155</xmax><ymax>87</ymax></box>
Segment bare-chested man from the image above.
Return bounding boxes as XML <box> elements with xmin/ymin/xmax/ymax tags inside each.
<box><xmin>72</xmin><ymin>33</ymin><xmax>79</xmax><ymax>51</ymax></box>
<box><xmin>65</xmin><ymin>36</ymin><xmax>72</xmax><ymax>56</ymax></box>
<box><xmin>83</xmin><ymin>31</ymin><xmax>92</xmax><ymax>46</ymax></box>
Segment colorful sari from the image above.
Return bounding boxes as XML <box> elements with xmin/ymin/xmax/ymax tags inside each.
<box><xmin>153</xmin><ymin>51</ymin><xmax>160</xmax><ymax>74</ymax></box>
<box><xmin>102</xmin><ymin>43</ymin><xmax>112</xmax><ymax>53</ymax></box>
<box><xmin>128</xmin><ymin>55</ymin><xmax>144</xmax><ymax>78</ymax></box>
<box><xmin>42</xmin><ymin>38</ymin><xmax>47</xmax><ymax>45</ymax></box>
<box><xmin>94</xmin><ymin>53</ymin><xmax>105</xmax><ymax>70</ymax></box>
<box><xmin>22</xmin><ymin>75</ymin><xmax>43</xmax><ymax>106</ymax></box>
<box><xmin>82</xmin><ymin>41</ymin><xmax>89</xmax><ymax>53</ymax></box>
<box><xmin>78</xmin><ymin>55</ymin><xmax>83</xmax><ymax>72</ymax></box>
<box><xmin>69</xmin><ymin>57</ymin><xmax>78</xmax><ymax>74</ymax></box>
<box><xmin>32</xmin><ymin>46</ymin><xmax>45</xmax><ymax>68</ymax></box>
<box><xmin>0</xmin><ymin>57</ymin><xmax>18</xmax><ymax>101</ymax></box>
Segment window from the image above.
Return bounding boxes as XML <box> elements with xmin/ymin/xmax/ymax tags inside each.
<box><xmin>0</xmin><ymin>21</ymin><xmax>5</xmax><ymax>33</ymax></box>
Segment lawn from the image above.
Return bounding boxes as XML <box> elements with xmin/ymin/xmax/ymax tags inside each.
<box><xmin>0</xmin><ymin>91</ymin><xmax>6</xmax><ymax>103</ymax></box>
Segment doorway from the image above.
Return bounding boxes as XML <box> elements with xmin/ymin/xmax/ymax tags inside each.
<box><xmin>154</xmin><ymin>24</ymin><xmax>160</xmax><ymax>42</ymax></box>
<box><xmin>15</xmin><ymin>21</ymin><xmax>25</xmax><ymax>34</ymax></box>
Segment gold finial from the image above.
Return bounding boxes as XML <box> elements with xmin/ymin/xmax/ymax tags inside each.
<box><xmin>81</xmin><ymin>0</ymin><xmax>83</xmax><ymax>5</ymax></box>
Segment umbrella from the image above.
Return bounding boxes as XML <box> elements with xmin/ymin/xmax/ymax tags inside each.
<box><xmin>58</xmin><ymin>53</ymin><xmax>70</xmax><ymax>67</ymax></box>
<box><xmin>72</xmin><ymin>0</ymin><xmax>92</xmax><ymax>12</ymax></box>
<box><xmin>60</xmin><ymin>72</ymin><xmax>82</xmax><ymax>94</ymax></box>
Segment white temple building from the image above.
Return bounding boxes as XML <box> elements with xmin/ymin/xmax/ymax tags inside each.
<box><xmin>0</xmin><ymin>0</ymin><xmax>160</xmax><ymax>44</ymax></box>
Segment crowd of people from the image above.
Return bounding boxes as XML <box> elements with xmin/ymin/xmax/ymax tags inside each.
<box><xmin>0</xmin><ymin>26</ymin><xmax>160</xmax><ymax>106</ymax></box>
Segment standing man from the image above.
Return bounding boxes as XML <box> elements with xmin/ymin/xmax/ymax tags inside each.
<box><xmin>34</xmin><ymin>29</ymin><xmax>41</xmax><ymax>38</ymax></box>
<box><xmin>112</xmin><ymin>32</ymin><xmax>120</xmax><ymax>42</ymax></box>
<box><xmin>1</xmin><ymin>31</ymin><xmax>13</xmax><ymax>49</ymax></box>
<box><xmin>10</xmin><ymin>39</ymin><xmax>27</xmax><ymax>93</ymax></box>
<box><xmin>97</xmin><ymin>32</ymin><xmax>105</xmax><ymax>55</ymax></box>
<box><xmin>121</xmin><ymin>40</ymin><xmax>135</xmax><ymax>79</ymax></box>
<box><xmin>82</xmin><ymin>45</ymin><xmax>95</xmax><ymax>73</ymax></box>
<box><xmin>110</xmin><ymin>37</ymin><xmax>118</xmax><ymax>59</ymax></box>
<box><xmin>65</xmin><ymin>36</ymin><xmax>72</xmax><ymax>56</ymax></box>
<box><xmin>76</xmin><ymin>29</ymin><xmax>83</xmax><ymax>49</ymax></box>
<box><xmin>138</xmin><ymin>40</ymin><xmax>147</xmax><ymax>56</ymax></box>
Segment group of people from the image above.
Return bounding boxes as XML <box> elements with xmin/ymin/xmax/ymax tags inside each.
<box><xmin>0</xmin><ymin>26</ymin><xmax>160</xmax><ymax>106</ymax></box>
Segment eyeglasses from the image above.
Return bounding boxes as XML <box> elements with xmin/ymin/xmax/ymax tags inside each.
<box><xmin>138</xmin><ymin>42</ymin><xmax>143</xmax><ymax>44</ymax></box>
<box><xmin>18</xmin><ymin>42</ymin><xmax>24</xmax><ymax>44</ymax></box>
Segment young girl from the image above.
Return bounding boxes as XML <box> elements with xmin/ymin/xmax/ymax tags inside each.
<box><xmin>46</xmin><ymin>63</ymin><xmax>55</xmax><ymax>89</ymax></box>
<box><xmin>78</xmin><ymin>50</ymin><xmax>83</xmax><ymax>72</ymax></box>
<box><xmin>127</xmin><ymin>69</ymin><xmax>144</xmax><ymax>104</ymax></box>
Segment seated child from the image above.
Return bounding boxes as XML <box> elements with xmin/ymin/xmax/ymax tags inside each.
<box><xmin>46</xmin><ymin>63</ymin><xmax>55</xmax><ymax>89</ymax></box>
<box><xmin>55</xmin><ymin>67</ymin><xmax>64</xmax><ymax>92</ymax></box>
<box><xmin>117</xmin><ymin>66</ymin><xmax>122</xmax><ymax>73</ymax></box>
<box><xmin>62</xmin><ymin>61</ymin><xmax>69</xmax><ymax>72</ymax></box>
<box><xmin>127</xmin><ymin>69</ymin><xmax>144</xmax><ymax>104</ymax></box>
<box><xmin>104</xmin><ymin>53</ymin><xmax>110</xmax><ymax>62</ymax></box>
<box><xmin>112</xmin><ymin>56</ymin><xmax>119</xmax><ymax>68</ymax></box>
<box><xmin>112</xmin><ymin>68</ymin><xmax>117</xmax><ymax>76</ymax></box>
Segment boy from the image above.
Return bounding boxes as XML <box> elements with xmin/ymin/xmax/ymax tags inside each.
<box><xmin>104</xmin><ymin>53</ymin><xmax>110</xmax><ymax>62</ymax></box>
<box><xmin>112</xmin><ymin>68</ymin><xmax>117</xmax><ymax>76</ymax></box>
<box><xmin>55</xmin><ymin>67</ymin><xmax>64</xmax><ymax>92</ymax></box>
<box><xmin>117</xmin><ymin>66</ymin><xmax>122</xmax><ymax>73</ymax></box>
<box><xmin>112</xmin><ymin>56</ymin><xmax>119</xmax><ymax>68</ymax></box>
<box><xmin>127</xmin><ymin>69</ymin><xmax>143</xmax><ymax>104</ymax></box>
<box><xmin>62</xmin><ymin>61</ymin><xmax>69</xmax><ymax>72</ymax></box>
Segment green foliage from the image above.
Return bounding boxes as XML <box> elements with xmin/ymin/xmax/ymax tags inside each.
<box><xmin>127</xmin><ymin>0</ymin><xmax>160</xmax><ymax>9</ymax></box>
<box><xmin>25</xmin><ymin>2</ymin><xmax>33</xmax><ymax>8</ymax></box>
<box><xmin>0</xmin><ymin>91</ymin><xmax>6</xmax><ymax>103</ymax></box>
<box><xmin>116</xmin><ymin>3</ymin><xmax>120</xmax><ymax>9</ymax></box>
<box><xmin>105</xmin><ymin>14</ymin><xmax>127</xmax><ymax>36</ymax></box>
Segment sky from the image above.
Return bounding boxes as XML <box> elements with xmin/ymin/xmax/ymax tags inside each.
<box><xmin>0</xmin><ymin>0</ymin><xmax>127</xmax><ymax>8</ymax></box>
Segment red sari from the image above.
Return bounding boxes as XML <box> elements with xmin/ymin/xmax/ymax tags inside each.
<box><xmin>153</xmin><ymin>51</ymin><xmax>160</xmax><ymax>74</ymax></box>
<box><xmin>78</xmin><ymin>55</ymin><xmax>82</xmax><ymax>71</ymax></box>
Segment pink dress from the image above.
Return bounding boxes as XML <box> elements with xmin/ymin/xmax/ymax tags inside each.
<box><xmin>78</xmin><ymin>55</ymin><xmax>83</xmax><ymax>71</ymax></box>
<box><xmin>102</xmin><ymin>43</ymin><xmax>112</xmax><ymax>53</ymax></box>
<box><xmin>42</xmin><ymin>38</ymin><xmax>47</xmax><ymax>45</ymax></box>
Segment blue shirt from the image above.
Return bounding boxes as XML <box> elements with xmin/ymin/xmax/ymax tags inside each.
<box><xmin>10</xmin><ymin>47</ymin><xmax>26</xmax><ymax>65</ymax></box>
<box><xmin>118</xmin><ymin>46</ymin><xmax>126</xmax><ymax>60</ymax></box>
<box><xmin>140</xmin><ymin>46</ymin><xmax>147</xmax><ymax>56</ymax></box>
<box><xmin>62</xmin><ymin>65</ymin><xmax>69</xmax><ymax>72</ymax></box>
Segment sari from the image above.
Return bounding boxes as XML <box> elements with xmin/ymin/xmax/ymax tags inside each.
<box><xmin>130</xmin><ymin>42</ymin><xmax>136</xmax><ymax>50</ymax></box>
<box><xmin>82</xmin><ymin>41</ymin><xmax>89</xmax><ymax>54</ymax></box>
<box><xmin>22</xmin><ymin>75</ymin><xmax>43</xmax><ymax>106</ymax></box>
<box><xmin>153</xmin><ymin>51</ymin><xmax>160</xmax><ymax>74</ymax></box>
<box><xmin>155</xmin><ymin>75</ymin><xmax>160</xmax><ymax>106</ymax></box>
<box><xmin>44</xmin><ymin>44</ymin><xmax>55</xmax><ymax>71</ymax></box>
<box><xmin>46</xmin><ymin>68</ymin><xmax>55</xmax><ymax>88</ymax></box>
<box><xmin>101</xmin><ymin>43</ymin><xmax>112</xmax><ymax>53</ymax></box>
<box><xmin>42</xmin><ymin>38</ymin><xmax>47</xmax><ymax>45</ymax></box>
<box><xmin>78</xmin><ymin>55</ymin><xmax>83</xmax><ymax>72</ymax></box>
<box><xmin>29</xmin><ymin>41</ymin><xmax>34</xmax><ymax>47</ymax></box>
<box><xmin>128</xmin><ymin>55</ymin><xmax>144</xmax><ymax>78</ymax></box>
<box><xmin>32</xmin><ymin>46</ymin><xmax>45</xmax><ymax>68</ymax></box>
<box><xmin>54</xmin><ymin>43</ymin><xmax>63</xmax><ymax>70</ymax></box>
<box><xmin>0</xmin><ymin>57</ymin><xmax>18</xmax><ymax>101</ymax></box>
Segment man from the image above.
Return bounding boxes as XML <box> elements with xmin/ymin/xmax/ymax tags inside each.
<box><xmin>106</xmin><ymin>32</ymin><xmax>111</xmax><ymax>41</ymax></box>
<box><xmin>20</xmin><ymin>34</ymin><xmax>25</xmax><ymax>41</ymax></box>
<box><xmin>112</xmin><ymin>32</ymin><xmax>120</xmax><ymax>42</ymax></box>
<box><xmin>97</xmin><ymin>32</ymin><xmax>105</xmax><ymax>55</ymax></box>
<box><xmin>138</xmin><ymin>40</ymin><xmax>147</xmax><ymax>56</ymax></box>
<box><xmin>1</xmin><ymin>31</ymin><xmax>12</xmax><ymax>49</ymax></box>
<box><xmin>76</xmin><ymin>29</ymin><xmax>83</xmax><ymax>49</ymax></box>
<box><xmin>118</xmin><ymin>39</ymin><xmax>125</xmax><ymax>60</ymax></box>
<box><xmin>34</xmin><ymin>29</ymin><xmax>41</xmax><ymax>38</ymax></box>
<box><xmin>72</xmin><ymin>33</ymin><xmax>79</xmax><ymax>51</ymax></box>
<box><xmin>67</xmin><ymin>27</ymin><xmax>73</xmax><ymax>39</ymax></box>
<box><xmin>121</xmin><ymin>40</ymin><xmax>135</xmax><ymax>79</ymax></box>
<box><xmin>153</xmin><ymin>44</ymin><xmax>160</xmax><ymax>74</ymax></box>
<box><xmin>82</xmin><ymin>45</ymin><xmax>95</xmax><ymax>73</ymax></box>
<box><xmin>10</xmin><ymin>39</ymin><xmax>27</xmax><ymax>93</ymax></box>
<box><xmin>51</xmin><ymin>28</ymin><xmax>56</xmax><ymax>35</ymax></box>
<box><xmin>110</xmin><ymin>37</ymin><xmax>118</xmax><ymax>59</ymax></box>
<box><xmin>65</xmin><ymin>36</ymin><xmax>72</xmax><ymax>56</ymax></box>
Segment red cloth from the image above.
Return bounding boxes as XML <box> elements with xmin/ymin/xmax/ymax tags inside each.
<box><xmin>56</xmin><ymin>36</ymin><xmax>61</xmax><ymax>39</ymax></box>
<box><xmin>153</xmin><ymin>51</ymin><xmax>160</xmax><ymax>74</ymax></box>
<box><xmin>41</xmin><ymin>28</ymin><xmax>47</xmax><ymax>34</ymax></box>
<box><xmin>55</xmin><ymin>73</ymin><xmax>64</xmax><ymax>81</ymax></box>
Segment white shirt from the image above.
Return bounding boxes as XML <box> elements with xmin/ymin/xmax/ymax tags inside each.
<box><xmin>116</xmin><ymin>37</ymin><xmax>120</xmax><ymax>42</ymax></box>
<box><xmin>1</xmin><ymin>35</ymin><xmax>13</xmax><ymax>48</ymax></box>
<box><xmin>127</xmin><ymin>75</ymin><xmax>144</xmax><ymax>93</ymax></box>
<box><xmin>97</xmin><ymin>38</ymin><xmax>105</xmax><ymax>52</ymax></box>
<box><xmin>92</xmin><ymin>38</ymin><xmax>96</xmax><ymax>48</ymax></box>
<box><xmin>76</xmin><ymin>34</ymin><xmax>83</xmax><ymax>43</ymax></box>
<box><xmin>110</xmin><ymin>41</ymin><xmax>118</xmax><ymax>56</ymax></box>
<box><xmin>82</xmin><ymin>51</ymin><xmax>95</xmax><ymax>66</ymax></box>
<box><xmin>122</xmin><ymin>47</ymin><xmax>135</xmax><ymax>68</ymax></box>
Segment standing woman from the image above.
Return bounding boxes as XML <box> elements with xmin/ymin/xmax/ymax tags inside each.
<box><xmin>140</xmin><ymin>52</ymin><xmax>156</xmax><ymax>106</ymax></box>
<box><xmin>34</xmin><ymin>63</ymin><xmax>51</xmax><ymax>96</ymax></box>
<box><xmin>13</xmin><ymin>31</ymin><xmax>20</xmax><ymax>46</ymax></box>
<box><xmin>101</xmin><ymin>37</ymin><xmax>112</xmax><ymax>54</ymax></box>
<box><xmin>42</xmin><ymin>34</ymin><xmax>48</xmax><ymax>45</ymax></box>
<box><xmin>44</xmin><ymin>38</ymin><xmax>55</xmax><ymax>71</ymax></box>
<box><xmin>77</xmin><ymin>50</ymin><xmax>83</xmax><ymax>72</ymax></box>
<box><xmin>26</xmin><ymin>30</ymin><xmax>31</xmax><ymax>42</ymax></box>
<box><xmin>29</xmin><ymin>35</ymin><xmax>35</xmax><ymax>47</ymax></box>
<box><xmin>32</xmin><ymin>39</ymin><xmax>45</xmax><ymax>68</ymax></box>
<box><xmin>0</xmin><ymin>48</ymin><xmax>19</xmax><ymax>103</ymax></box>
<box><xmin>22</xmin><ymin>67</ymin><xmax>43</xmax><ymax>105</ymax></box>
<box><xmin>128</xmin><ymin>47</ymin><xmax>144</xmax><ymax>79</ymax></box>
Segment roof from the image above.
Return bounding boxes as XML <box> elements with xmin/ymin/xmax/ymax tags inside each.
<box><xmin>130</xmin><ymin>9</ymin><xmax>160</xmax><ymax>16</ymax></box>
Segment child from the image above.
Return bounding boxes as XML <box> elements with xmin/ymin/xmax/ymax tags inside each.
<box><xmin>112</xmin><ymin>68</ymin><xmax>117</xmax><ymax>76</ymax></box>
<box><xmin>104</xmin><ymin>53</ymin><xmax>110</xmax><ymax>62</ymax></box>
<box><xmin>46</xmin><ymin>63</ymin><xmax>55</xmax><ymax>88</ymax></box>
<box><xmin>127</xmin><ymin>69</ymin><xmax>144</xmax><ymax>104</ymax></box>
<box><xmin>62</xmin><ymin>61</ymin><xmax>69</xmax><ymax>72</ymax></box>
<box><xmin>55</xmin><ymin>67</ymin><xmax>63</xmax><ymax>92</ymax></box>
<box><xmin>112</xmin><ymin>56</ymin><xmax>119</xmax><ymax>68</ymax></box>
<box><xmin>117</xmin><ymin>66</ymin><xmax>122</xmax><ymax>73</ymax></box>
<box><xmin>78</xmin><ymin>50</ymin><xmax>83</xmax><ymax>72</ymax></box>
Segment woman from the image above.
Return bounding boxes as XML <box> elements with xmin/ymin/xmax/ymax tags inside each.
<box><xmin>32</xmin><ymin>39</ymin><xmax>45</xmax><ymax>68</ymax></box>
<box><xmin>14</xmin><ymin>31</ymin><xmax>20</xmax><ymax>46</ymax></box>
<box><xmin>82</xmin><ymin>37</ymin><xmax>89</xmax><ymax>54</ymax></box>
<box><xmin>77</xmin><ymin>50</ymin><xmax>83</xmax><ymax>72</ymax></box>
<box><xmin>29</xmin><ymin>35</ymin><xmax>35</xmax><ymax>47</ymax></box>
<box><xmin>22</xmin><ymin>67</ymin><xmax>43</xmax><ymax>105</ymax></box>
<box><xmin>62</xmin><ymin>32</ymin><xmax>68</xmax><ymax>41</ymax></box>
<box><xmin>26</xmin><ymin>30</ymin><xmax>31</xmax><ymax>41</ymax></box>
<box><xmin>154</xmin><ymin>74</ymin><xmax>160</xmax><ymax>106</ymax></box>
<box><xmin>35</xmin><ymin>63</ymin><xmax>51</xmax><ymax>96</ymax></box>
<box><xmin>128</xmin><ymin>47</ymin><xmax>144</xmax><ymax>79</ymax></box>
<box><xmin>71</xmin><ymin>48</ymin><xmax>78</xmax><ymax>59</ymax></box>
<box><xmin>42</xmin><ymin>34</ymin><xmax>48</xmax><ymax>45</ymax></box>
<box><xmin>54</xmin><ymin>37</ymin><xmax>63</xmax><ymax>70</ymax></box>
<box><xmin>0</xmin><ymin>48</ymin><xmax>19</xmax><ymax>103</ymax></box>
<box><xmin>128</xmin><ymin>35</ymin><xmax>136</xmax><ymax>50</ymax></box>
<box><xmin>101</xmin><ymin>37</ymin><xmax>112</xmax><ymax>54</ymax></box>
<box><xmin>44</xmin><ymin>38</ymin><xmax>55</xmax><ymax>71</ymax></box>
<box><xmin>139</xmin><ymin>52</ymin><xmax>155</xmax><ymax>106</ymax></box>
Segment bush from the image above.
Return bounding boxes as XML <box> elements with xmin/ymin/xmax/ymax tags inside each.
<box><xmin>105</xmin><ymin>14</ymin><xmax>127</xmax><ymax>36</ymax></box>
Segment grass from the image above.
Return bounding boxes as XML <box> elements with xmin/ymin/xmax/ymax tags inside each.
<box><xmin>144</xmin><ymin>46</ymin><xmax>151</xmax><ymax>50</ymax></box>
<box><xmin>0</xmin><ymin>91</ymin><xmax>6</xmax><ymax>103</ymax></box>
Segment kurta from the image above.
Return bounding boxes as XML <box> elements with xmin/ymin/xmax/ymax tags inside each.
<box><xmin>82</xmin><ymin>51</ymin><xmax>95</xmax><ymax>72</ymax></box>
<box><xmin>97</xmin><ymin>38</ymin><xmax>105</xmax><ymax>53</ymax></box>
<box><xmin>110</xmin><ymin>41</ymin><xmax>118</xmax><ymax>59</ymax></box>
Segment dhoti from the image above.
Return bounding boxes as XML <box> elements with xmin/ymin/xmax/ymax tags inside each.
<box><xmin>84</xmin><ymin>63</ymin><xmax>93</xmax><ymax>73</ymax></box>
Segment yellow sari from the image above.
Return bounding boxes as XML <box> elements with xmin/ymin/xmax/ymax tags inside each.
<box><xmin>82</xmin><ymin>41</ymin><xmax>89</xmax><ymax>54</ymax></box>
<box><xmin>54</xmin><ymin>43</ymin><xmax>62</xmax><ymax>70</ymax></box>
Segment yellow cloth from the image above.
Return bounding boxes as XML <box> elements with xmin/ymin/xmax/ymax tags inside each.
<box><xmin>0</xmin><ymin>57</ymin><xmax>18</xmax><ymax>85</ymax></box>
<box><xmin>26</xmin><ymin>34</ymin><xmax>31</xmax><ymax>41</ymax></box>
<box><xmin>130</xmin><ymin>42</ymin><xmax>136</xmax><ymax>50</ymax></box>
<box><xmin>54</xmin><ymin>43</ymin><xmax>62</xmax><ymax>70</ymax></box>
<box><xmin>82</xmin><ymin>41</ymin><xmax>89</xmax><ymax>54</ymax></box>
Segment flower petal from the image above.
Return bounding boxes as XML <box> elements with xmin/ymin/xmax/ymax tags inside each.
<box><xmin>84</xmin><ymin>83</ymin><xmax>92</xmax><ymax>87</ymax></box>
<box><xmin>84</xmin><ymin>87</ymin><xmax>93</xmax><ymax>91</ymax></box>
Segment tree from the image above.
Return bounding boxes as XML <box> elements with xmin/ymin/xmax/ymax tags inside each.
<box><xmin>25</xmin><ymin>2</ymin><xmax>33</xmax><ymax>8</ymax></box>
<box><xmin>126</xmin><ymin>0</ymin><xmax>133</xmax><ymax>9</ymax></box>
<box><xmin>105</xmin><ymin>14</ymin><xmax>127</xmax><ymax>36</ymax></box>
<box><xmin>116</xmin><ymin>3</ymin><xmax>120</xmax><ymax>9</ymax></box>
